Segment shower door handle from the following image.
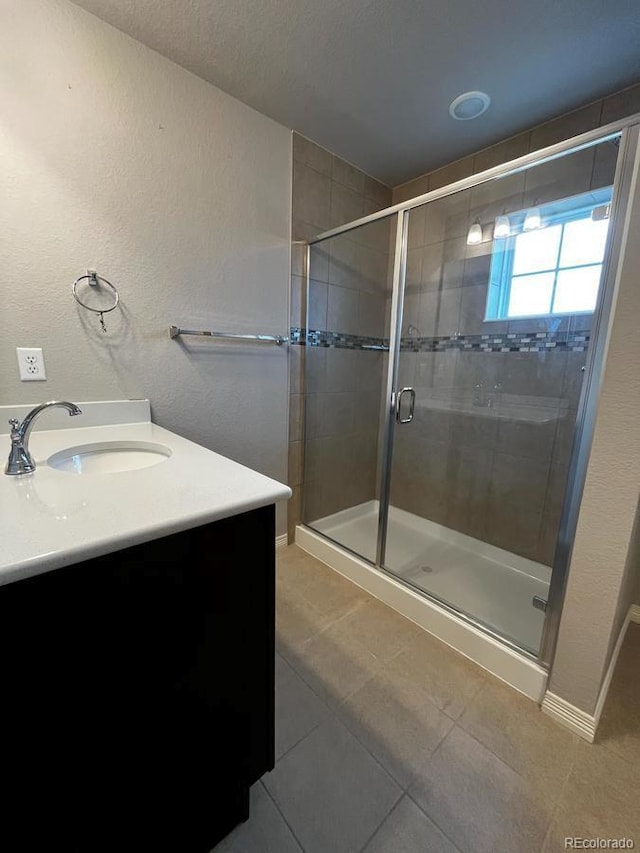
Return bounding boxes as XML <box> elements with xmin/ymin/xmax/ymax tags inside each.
<box><xmin>395</xmin><ymin>387</ymin><xmax>416</xmax><ymax>424</ymax></box>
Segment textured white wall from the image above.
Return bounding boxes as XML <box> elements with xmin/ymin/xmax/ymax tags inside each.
<box><xmin>549</xmin><ymin>137</ymin><xmax>640</xmax><ymax>714</ymax></box>
<box><xmin>0</xmin><ymin>0</ymin><xmax>291</xmax><ymax>532</ymax></box>
<box><xmin>609</xmin><ymin>500</ymin><xmax>640</xmax><ymax>660</ymax></box>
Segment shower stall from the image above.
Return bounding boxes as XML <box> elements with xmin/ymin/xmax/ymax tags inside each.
<box><xmin>295</xmin><ymin>118</ymin><xmax>640</xmax><ymax>698</ymax></box>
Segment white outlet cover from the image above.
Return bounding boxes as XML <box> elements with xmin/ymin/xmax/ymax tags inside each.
<box><xmin>16</xmin><ymin>347</ymin><xmax>46</xmax><ymax>381</ymax></box>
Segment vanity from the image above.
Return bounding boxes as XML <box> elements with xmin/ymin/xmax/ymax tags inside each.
<box><xmin>0</xmin><ymin>400</ymin><xmax>291</xmax><ymax>852</ymax></box>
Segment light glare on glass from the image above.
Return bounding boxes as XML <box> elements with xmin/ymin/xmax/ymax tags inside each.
<box><xmin>523</xmin><ymin>205</ymin><xmax>542</xmax><ymax>231</ymax></box>
<box><xmin>493</xmin><ymin>214</ymin><xmax>511</xmax><ymax>239</ymax></box>
<box><xmin>466</xmin><ymin>220</ymin><xmax>483</xmax><ymax>245</ymax></box>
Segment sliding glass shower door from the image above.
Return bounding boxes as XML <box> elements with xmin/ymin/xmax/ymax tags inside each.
<box><xmin>381</xmin><ymin>137</ymin><xmax>621</xmax><ymax>654</ymax></box>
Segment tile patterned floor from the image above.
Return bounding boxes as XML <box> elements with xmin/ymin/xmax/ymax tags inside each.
<box><xmin>215</xmin><ymin>545</ymin><xmax>640</xmax><ymax>853</ymax></box>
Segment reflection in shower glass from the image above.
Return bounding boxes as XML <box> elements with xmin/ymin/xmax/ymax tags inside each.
<box><xmin>302</xmin><ymin>135</ymin><xmax>621</xmax><ymax>656</ymax></box>
<box><xmin>487</xmin><ymin>187</ymin><xmax>612</xmax><ymax>321</ymax></box>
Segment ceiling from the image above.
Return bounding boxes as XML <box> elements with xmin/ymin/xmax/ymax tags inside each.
<box><xmin>71</xmin><ymin>0</ymin><xmax>640</xmax><ymax>186</ymax></box>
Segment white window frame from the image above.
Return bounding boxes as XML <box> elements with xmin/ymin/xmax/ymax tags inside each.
<box><xmin>485</xmin><ymin>188</ymin><xmax>612</xmax><ymax>322</ymax></box>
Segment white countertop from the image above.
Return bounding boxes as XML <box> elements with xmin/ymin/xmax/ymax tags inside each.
<box><xmin>0</xmin><ymin>401</ymin><xmax>291</xmax><ymax>586</ymax></box>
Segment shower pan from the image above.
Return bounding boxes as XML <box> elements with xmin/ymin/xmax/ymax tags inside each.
<box><xmin>295</xmin><ymin>118</ymin><xmax>640</xmax><ymax>699</ymax></box>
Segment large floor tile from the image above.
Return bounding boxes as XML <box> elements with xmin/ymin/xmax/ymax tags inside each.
<box><xmin>384</xmin><ymin>630</ymin><xmax>487</xmax><ymax>720</ymax></box>
<box><xmin>278</xmin><ymin>546</ymin><xmax>369</xmax><ymax>621</ymax></box>
<box><xmin>288</xmin><ymin>615</ymin><xmax>381</xmax><ymax>706</ymax></box>
<box><xmin>458</xmin><ymin>676</ymin><xmax>578</xmax><ymax>806</ymax></box>
<box><xmin>410</xmin><ymin>726</ymin><xmax>550</xmax><ymax>853</ymax></box>
<box><xmin>276</xmin><ymin>583</ymin><xmax>334</xmax><ymax>654</ymax></box>
<box><xmin>213</xmin><ymin>782</ymin><xmax>302</xmax><ymax>853</ymax></box>
<box><xmin>275</xmin><ymin>654</ymin><xmax>329</xmax><ymax>759</ymax></box>
<box><xmin>277</xmin><ymin>545</ymin><xmax>325</xmax><ymax>589</ymax></box>
<box><xmin>265</xmin><ymin>716</ymin><xmax>402</xmax><ymax>853</ymax></box>
<box><xmin>337</xmin><ymin>665</ymin><xmax>454</xmax><ymax>789</ymax></box>
<box><xmin>271</xmin><ymin>548</ymin><xmax>640</xmax><ymax>853</ymax></box>
<box><xmin>330</xmin><ymin>597</ymin><xmax>423</xmax><ymax>663</ymax></box>
<box><xmin>543</xmin><ymin>740</ymin><xmax>640</xmax><ymax>848</ymax></box>
<box><xmin>363</xmin><ymin>795</ymin><xmax>460</xmax><ymax>853</ymax></box>
<box><xmin>296</xmin><ymin>562</ymin><xmax>370</xmax><ymax>621</ymax></box>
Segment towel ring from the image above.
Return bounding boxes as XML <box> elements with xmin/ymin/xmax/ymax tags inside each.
<box><xmin>72</xmin><ymin>271</ymin><xmax>119</xmax><ymax>332</ymax></box>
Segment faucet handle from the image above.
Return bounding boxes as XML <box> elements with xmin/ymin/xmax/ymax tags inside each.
<box><xmin>8</xmin><ymin>418</ymin><xmax>21</xmax><ymax>440</ymax></box>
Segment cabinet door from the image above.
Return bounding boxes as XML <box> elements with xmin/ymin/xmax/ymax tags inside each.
<box><xmin>0</xmin><ymin>504</ymin><xmax>276</xmax><ymax>852</ymax></box>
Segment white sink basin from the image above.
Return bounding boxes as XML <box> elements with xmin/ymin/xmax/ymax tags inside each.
<box><xmin>48</xmin><ymin>441</ymin><xmax>171</xmax><ymax>474</ymax></box>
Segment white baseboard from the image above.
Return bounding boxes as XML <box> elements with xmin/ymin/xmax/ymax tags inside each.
<box><xmin>275</xmin><ymin>533</ymin><xmax>288</xmax><ymax>549</ymax></box>
<box><xmin>543</xmin><ymin>603</ymin><xmax>635</xmax><ymax>741</ymax></box>
<box><xmin>541</xmin><ymin>692</ymin><xmax>597</xmax><ymax>742</ymax></box>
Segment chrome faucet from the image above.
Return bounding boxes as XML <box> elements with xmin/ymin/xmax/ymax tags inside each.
<box><xmin>5</xmin><ymin>401</ymin><xmax>82</xmax><ymax>475</ymax></box>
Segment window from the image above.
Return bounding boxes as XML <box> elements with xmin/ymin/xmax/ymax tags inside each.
<box><xmin>485</xmin><ymin>188</ymin><xmax>612</xmax><ymax>321</ymax></box>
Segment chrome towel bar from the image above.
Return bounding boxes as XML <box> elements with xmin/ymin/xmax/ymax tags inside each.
<box><xmin>169</xmin><ymin>325</ymin><xmax>288</xmax><ymax>346</ymax></box>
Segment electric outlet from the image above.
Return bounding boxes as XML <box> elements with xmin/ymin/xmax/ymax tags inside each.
<box><xmin>16</xmin><ymin>347</ymin><xmax>46</xmax><ymax>381</ymax></box>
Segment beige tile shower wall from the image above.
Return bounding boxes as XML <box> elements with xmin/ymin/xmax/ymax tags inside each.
<box><xmin>288</xmin><ymin>134</ymin><xmax>391</xmax><ymax>540</ymax></box>
<box><xmin>389</xmin><ymin>142</ymin><xmax>616</xmax><ymax>565</ymax></box>
<box><xmin>303</xmin><ymin>347</ymin><xmax>385</xmax><ymax>522</ymax></box>
<box><xmin>308</xmin><ymin>224</ymin><xmax>391</xmax><ymax>338</ymax></box>
<box><xmin>390</xmin><ymin>350</ymin><xmax>581</xmax><ymax>564</ymax></box>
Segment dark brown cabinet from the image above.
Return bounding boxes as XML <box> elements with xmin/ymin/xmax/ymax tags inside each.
<box><xmin>0</xmin><ymin>504</ymin><xmax>275</xmax><ymax>852</ymax></box>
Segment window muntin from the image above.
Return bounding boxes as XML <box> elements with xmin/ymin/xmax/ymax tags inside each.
<box><xmin>485</xmin><ymin>188</ymin><xmax>612</xmax><ymax>321</ymax></box>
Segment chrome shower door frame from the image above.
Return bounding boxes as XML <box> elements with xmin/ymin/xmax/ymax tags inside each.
<box><xmin>538</xmin><ymin>123</ymin><xmax>640</xmax><ymax>666</ymax></box>
<box><xmin>375</xmin><ymin>210</ymin><xmax>408</xmax><ymax>566</ymax></box>
<box><xmin>306</xmin><ymin>112</ymin><xmax>640</xmax><ymax>667</ymax></box>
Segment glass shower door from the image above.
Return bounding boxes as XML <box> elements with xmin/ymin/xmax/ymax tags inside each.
<box><xmin>302</xmin><ymin>213</ymin><xmax>398</xmax><ymax>562</ymax></box>
<box><xmin>380</xmin><ymin>137</ymin><xmax>621</xmax><ymax>655</ymax></box>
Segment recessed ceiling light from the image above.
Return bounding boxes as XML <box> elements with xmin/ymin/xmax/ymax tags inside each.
<box><xmin>449</xmin><ymin>91</ymin><xmax>491</xmax><ymax>121</ymax></box>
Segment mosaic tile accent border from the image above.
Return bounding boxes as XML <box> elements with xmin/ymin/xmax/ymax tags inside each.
<box><xmin>290</xmin><ymin>328</ymin><xmax>388</xmax><ymax>350</ymax></box>
<box><xmin>290</xmin><ymin>327</ymin><xmax>590</xmax><ymax>353</ymax></box>
<box><xmin>400</xmin><ymin>330</ymin><xmax>590</xmax><ymax>353</ymax></box>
